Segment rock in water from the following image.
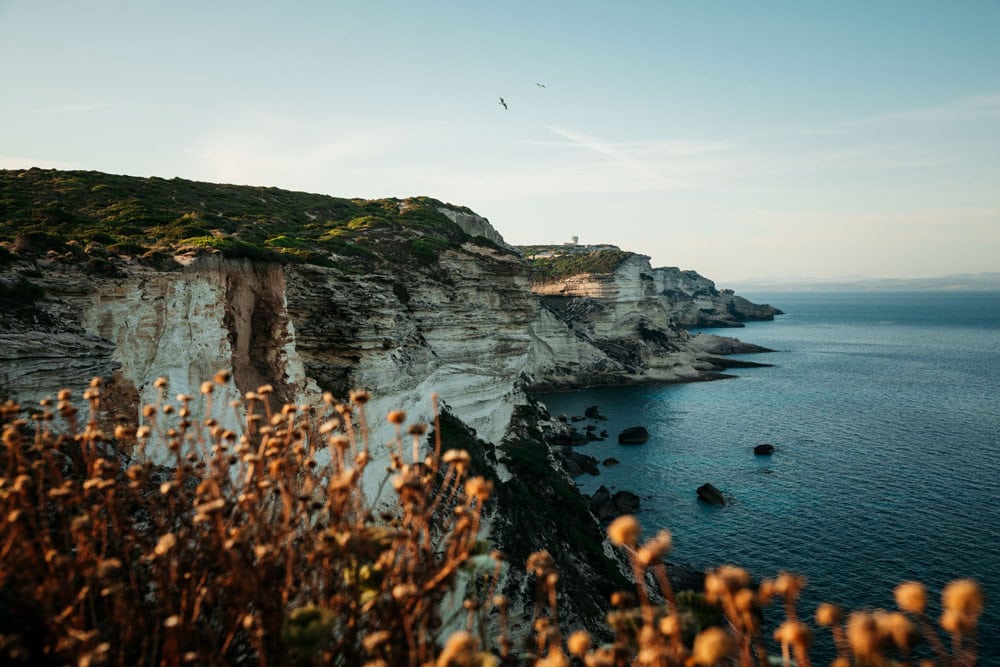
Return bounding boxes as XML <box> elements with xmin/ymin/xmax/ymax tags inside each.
<box><xmin>618</xmin><ymin>426</ymin><xmax>649</xmax><ymax>444</ymax></box>
<box><xmin>754</xmin><ymin>444</ymin><xmax>775</xmax><ymax>455</ymax></box>
<box><xmin>696</xmin><ymin>483</ymin><xmax>726</xmax><ymax>506</ymax></box>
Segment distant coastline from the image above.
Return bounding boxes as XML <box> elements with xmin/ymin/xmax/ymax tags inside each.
<box><xmin>729</xmin><ymin>272</ymin><xmax>1000</xmax><ymax>293</ymax></box>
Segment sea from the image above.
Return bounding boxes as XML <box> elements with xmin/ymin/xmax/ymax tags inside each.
<box><xmin>535</xmin><ymin>291</ymin><xmax>1000</xmax><ymax>664</ymax></box>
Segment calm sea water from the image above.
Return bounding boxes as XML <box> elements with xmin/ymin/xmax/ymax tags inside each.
<box><xmin>537</xmin><ymin>291</ymin><xmax>1000</xmax><ymax>663</ymax></box>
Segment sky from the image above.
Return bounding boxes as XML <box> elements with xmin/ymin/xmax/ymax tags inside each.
<box><xmin>1</xmin><ymin>1</ymin><xmax>999</xmax><ymax>286</ymax></box>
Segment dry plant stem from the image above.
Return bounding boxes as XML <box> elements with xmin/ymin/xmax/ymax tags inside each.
<box><xmin>650</xmin><ymin>561</ymin><xmax>676</xmax><ymax>611</ymax></box>
<box><xmin>916</xmin><ymin>613</ymin><xmax>951</xmax><ymax>664</ymax></box>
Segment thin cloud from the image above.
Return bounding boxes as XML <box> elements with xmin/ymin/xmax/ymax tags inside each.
<box><xmin>805</xmin><ymin>92</ymin><xmax>1000</xmax><ymax>135</ymax></box>
<box><xmin>545</xmin><ymin>125</ymin><xmax>672</xmax><ymax>185</ymax></box>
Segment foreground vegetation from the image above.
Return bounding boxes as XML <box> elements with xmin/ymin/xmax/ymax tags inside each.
<box><xmin>0</xmin><ymin>377</ymin><xmax>985</xmax><ymax>666</ymax></box>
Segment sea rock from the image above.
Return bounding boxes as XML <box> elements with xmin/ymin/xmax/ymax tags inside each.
<box><xmin>618</xmin><ymin>426</ymin><xmax>649</xmax><ymax>444</ymax></box>
<box><xmin>602</xmin><ymin>457</ymin><xmax>620</xmax><ymax>467</ymax></box>
<box><xmin>754</xmin><ymin>444</ymin><xmax>775</xmax><ymax>455</ymax></box>
<box><xmin>584</xmin><ymin>405</ymin><xmax>607</xmax><ymax>420</ymax></box>
<box><xmin>589</xmin><ymin>485</ymin><xmax>641</xmax><ymax>520</ymax></box>
<box><xmin>696</xmin><ymin>483</ymin><xmax>726</xmax><ymax>506</ymax></box>
<box><xmin>561</xmin><ymin>451</ymin><xmax>600</xmax><ymax>477</ymax></box>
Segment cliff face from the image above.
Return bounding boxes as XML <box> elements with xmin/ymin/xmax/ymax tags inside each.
<box><xmin>530</xmin><ymin>250</ymin><xmax>783</xmax><ymax>330</ymax></box>
<box><xmin>0</xmin><ymin>168</ymin><xmax>779</xmax><ymax>633</ymax></box>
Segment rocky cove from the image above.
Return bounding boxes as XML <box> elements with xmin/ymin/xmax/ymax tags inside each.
<box><xmin>0</xmin><ymin>168</ymin><xmax>780</xmax><ymax>634</ymax></box>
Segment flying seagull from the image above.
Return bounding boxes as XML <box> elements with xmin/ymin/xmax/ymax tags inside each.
<box><xmin>499</xmin><ymin>97</ymin><xmax>507</xmax><ymax>109</ymax></box>
<box><xmin>536</xmin><ymin>82</ymin><xmax>546</xmax><ymax>88</ymax></box>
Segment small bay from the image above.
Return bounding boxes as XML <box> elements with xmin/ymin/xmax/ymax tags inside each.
<box><xmin>536</xmin><ymin>290</ymin><xmax>1000</xmax><ymax>663</ymax></box>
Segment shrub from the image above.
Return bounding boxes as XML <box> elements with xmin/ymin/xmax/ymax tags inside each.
<box><xmin>0</xmin><ymin>379</ymin><xmax>986</xmax><ymax>666</ymax></box>
<box><xmin>0</xmin><ymin>379</ymin><xmax>499</xmax><ymax>665</ymax></box>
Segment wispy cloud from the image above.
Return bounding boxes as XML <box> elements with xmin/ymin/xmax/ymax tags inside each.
<box><xmin>545</xmin><ymin>125</ymin><xmax>685</xmax><ymax>187</ymax></box>
<box><xmin>805</xmin><ymin>92</ymin><xmax>1000</xmax><ymax>136</ymax></box>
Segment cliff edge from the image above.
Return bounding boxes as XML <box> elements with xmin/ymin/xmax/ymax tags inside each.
<box><xmin>0</xmin><ymin>168</ymin><xmax>779</xmax><ymax>633</ymax></box>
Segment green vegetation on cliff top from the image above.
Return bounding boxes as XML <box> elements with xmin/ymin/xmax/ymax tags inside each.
<box><xmin>519</xmin><ymin>245</ymin><xmax>635</xmax><ymax>283</ymax></box>
<box><xmin>0</xmin><ymin>168</ymin><xmax>490</xmax><ymax>270</ymax></box>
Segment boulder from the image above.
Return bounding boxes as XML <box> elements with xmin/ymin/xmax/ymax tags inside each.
<box><xmin>696</xmin><ymin>483</ymin><xmax>726</xmax><ymax>506</ymax></box>
<box><xmin>754</xmin><ymin>444</ymin><xmax>775</xmax><ymax>455</ymax></box>
<box><xmin>602</xmin><ymin>457</ymin><xmax>620</xmax><ymax>467</ymax></box>
<box><xmin>584</xmin><ymin>405</ymin><xmax>608</xmax><ymax>421</ymax></box>
<box><xmin>564</xmin><ymin>451</ymin><xmax>600</xmax><ymax>477</ymax></box>
<box><xmin>589</xmin><ymin>485</ymin><xmax>642</xmax><ymax>520</ymax></box>
<box><xmin>611</xmin><ymin>490</ymin><xmax>641</xmax><ymax>514</ymax></box>
<box><xmin>618</xmin><ymin>426</ymin><xmax>649</xmax><ymax>445</ymax></box>
<box><xmin>547</xmin><ymin>425</ymin><xmax>589</xmax><ymax>447</ymax></box>
<box><xmin>589</xmin><ymin>485</ymin><xmax>614</xmax><ymax>519</ymax></box>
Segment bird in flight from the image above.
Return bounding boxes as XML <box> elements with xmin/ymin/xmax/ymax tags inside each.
<box><xmin>536</xmin><ymin>82</ymin><xmax>546</xmax><ymax>88</ymax></box>
<box><xmin>499</xmin><ymin>97</ymin><xmax>508</xmax><ymax>109</ymax></box>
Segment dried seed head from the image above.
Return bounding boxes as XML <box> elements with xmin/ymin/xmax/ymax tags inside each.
<box><xmin>659</xmin><ymin>613</ymin><xmax>681</xmax><ymax>637</ymax></box>
<box><xmin>692</xmin><ymin>626</ymin><xmax>733</xmax><ymax>666</ymax></box>
<box><xmin>214</xmin><ymin>370</ymin><xmax>232</xmax><ymax>385</ymax></box>
<box><xmin>566</xmin><ymin>630</ymin><xmax>591</xmax><ymax>657</ymax></box>
<box><xmin>846</xmin><ymin>612</ymin><xmax>880</xmax><ymax>658</ymax></box>
<box><xmin>349</xmin><ymin>389</ymin><xmax>370</xmax><ymax>405</ymax></box>
<box><xmin>607</xmin><ymin>515</ymin><xmax>641</xmax><ymax>547</ymax></box>
<box><xmin>58</xmin><ymin>389</ymin><xmax>72</xmax><ymax>401</ymax></box>
<box><xmin>464</xmin><ymin>476</ymin><xmax>492</xmax><ymax>502</ymax></box>
<box><xmin>942</xmin><ymin>578</ymin><xmax>983</xmax><ymax>619</ymax></box>
<box><xmin>774</xmin><ymin>571</ymin><xmax>805</xmax><ymax>598</ymax></box>
<box><xmin>153</xmin><ymin>377</ymin><xmax>168</xmax><ymax>388</ymax></box>
<box><xmin>437</xmin><ymin>631</ymin><xmax>476</xmax><ymax>666</ymax></box>
<box><xmin>386</xmin><ymin>409</ymin><xmax>406</xmax><ymax>425</ymax></box>
<box><xmin>734</xmin><ymin>588</ymin><xmax>756</xmax><ymax>612</ymax></box>
<box><xmin>894</xmin><ymin>581</ymin><xmax>927</xmax><ymax>614</ymax></box>
<box><xmin>408</xmin><ymin>423</ymin><xmax>428</xmax><ymax>436</ymax></box>
<box><xmin>443</xmin><ymin>449</ymin><xmax>471</xmax><ymax>467</ymax></box>
<box><xmin>774</xmin><ymin>620</ymin><xmax>812</xmax><ymax>649</ymax></box>
<box><xmin>154</xmin><ymin>533</ymin><xmax>177</xmax><ymax>557</ymax></box>
<box><xmin>886</xmin><ymin>611</ymin><xmax>917</xmax><ymax>650</ymax></box>
<box><xmin>815</xmin><ymin>602</ymin><xmax>843</xmax><ymax>627</ymax></box>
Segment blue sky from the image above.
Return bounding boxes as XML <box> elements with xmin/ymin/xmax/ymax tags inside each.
<box><xmin>2</xmin><ymin>1</ymin><xmax>998</xmax><ymax>285</ymax></box>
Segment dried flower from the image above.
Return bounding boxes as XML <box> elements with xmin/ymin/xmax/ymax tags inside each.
<box><xmin>464</xmin><ymin>477</ymin><xmax>492</xmax><ymax>502</ymax></box>
<box><xmin>154</xmin><ymin>533</ymin><xmax>177</xmax><ymax>557</ymax></box>
<box><xmin>691</xmin><ymin>626</ymin><xmax>733</xmax><ymax>665</ymax></box>
<box><xmin>386</xmin><ymin>409</ymin><xmax>406</xmax><ymax>425</ymax></box>
<box><xmin>566</xmin><ymin>630</ymin><xmax>591</xmax><ymax>656</ymax></box>
<box><xmin>894</xmin><ymin>580</ymin><xmax>927</xmax><ymax>614</ymax></box>
<box><xmin>942</xmin><ymin>578</ymin><xmax>983</xmax><ymax>619</ymax></box>
<box><xmin>607</xmin><ymin>515</ymin><xmax>641</xmax><ymax>547</ymax></box>
<box><xmin>846</xmin><ymin>612</ymin><xmax>880</xmax><ymax>658</ymax></box>
<box><xmin>815</xmin><ymin>602</ymin><xmax>843</xmax><ymax>627</ymax></box>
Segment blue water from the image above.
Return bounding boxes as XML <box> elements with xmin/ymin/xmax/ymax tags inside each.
<box><xmin>537</xmin><ymin>291</ymin><xmax>1000</xmax><ymax>663</ymax></box>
